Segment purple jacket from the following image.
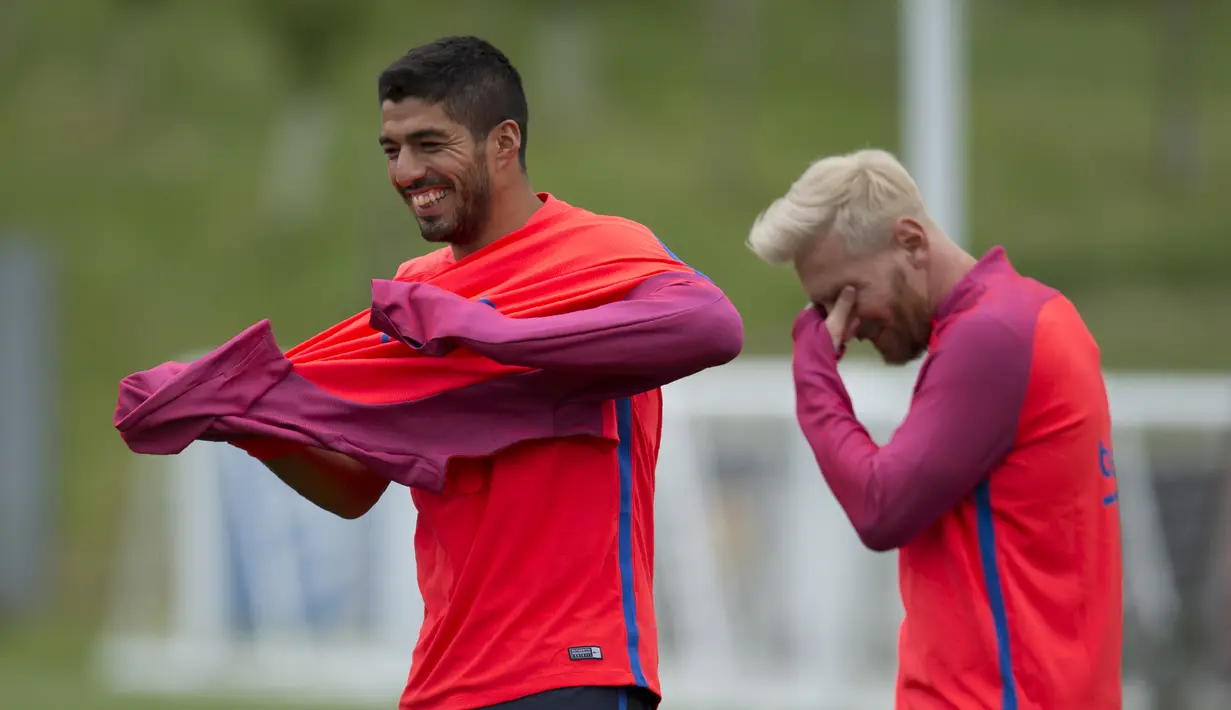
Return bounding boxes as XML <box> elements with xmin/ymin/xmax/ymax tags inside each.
<box><xmin>114</xmin><ymin>273</ymin><xmax>743</xmax><ymax>491</ymax></box>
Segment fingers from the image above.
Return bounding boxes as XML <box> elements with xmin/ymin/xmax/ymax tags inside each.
<box><xmin>829</xmin><ymin>286</ymin><xmax>856</xmax><ymax>321</ymax></box>
<box><xmin>824</xmin><ymin>286</ymin><xmax>858</xmax><ymax>351</ymax></box>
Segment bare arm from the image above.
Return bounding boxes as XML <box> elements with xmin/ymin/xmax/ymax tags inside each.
<box><xmin>261</xmin><ymin>446</ymin><xmax>390</xmax><ymax>519</ymax></box>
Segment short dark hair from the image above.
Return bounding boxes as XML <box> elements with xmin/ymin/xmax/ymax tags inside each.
<box><xmin>378</xmin><ymin>36</ymin><xmax>529</xmax><ymax>169</ymax></box>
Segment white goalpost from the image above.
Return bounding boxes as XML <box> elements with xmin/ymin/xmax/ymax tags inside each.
<box><xmin>902</xmin><ymin>0</ymin><xmax>967</xmax><ymax>248</ymax></box>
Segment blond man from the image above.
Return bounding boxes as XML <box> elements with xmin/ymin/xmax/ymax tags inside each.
<box><xmin>748</xmin><ymin>149</ymin><xmax>1123</xmax><ymax>709</ymax></box>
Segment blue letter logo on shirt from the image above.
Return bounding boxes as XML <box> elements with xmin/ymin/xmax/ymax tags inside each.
<box><xmin>1099</xmin><ymin>440</ymin><xmax>1118</xmax><ymax>506</ymax></box>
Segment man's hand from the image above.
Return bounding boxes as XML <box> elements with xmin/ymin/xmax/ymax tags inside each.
<box><xmin>825</xmin><ymin>286</ymin><xmax>860</xmax><ymax>353</ymax></box>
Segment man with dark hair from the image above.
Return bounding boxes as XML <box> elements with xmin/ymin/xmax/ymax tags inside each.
<box><xmin>242</xmin><ymin>36</ymin><xmax>741</xmax><ymax>710</ymax></box>
<box><xmin>376</xmin><ymin>35</ymin><xmax>535</xmax><ymax>256</ymax></box>
<box><xmin>379</xmin><ymin>35</ymin><xmax>531</xmax><ymax>167</ymax></box>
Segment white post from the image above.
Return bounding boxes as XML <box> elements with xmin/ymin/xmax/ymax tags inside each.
<box><xmin>653</xmin><ymin>410</ymin><xmax>737</xmax><ymax>674</ymax></box>
<box><xmin>371</xmin><ymin>489</ymin><xmax>424</xmax><ymax>648</ymax></box>
<box><xmin>901</xmin><ymin>0</ymin><xmax>967</xmax><ymax>248</ymax></box>
<box><xmin>171</xmin><ymin>443</ymin><xmax>230</xmax><ymax>647</ymax></box>
<box><xmin>782</xmin><ymin>429</ymin><xmax>861</xmax><ymax>681</ymax></box>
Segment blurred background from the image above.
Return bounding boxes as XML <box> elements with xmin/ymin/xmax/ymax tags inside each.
<box><xmin>2</xmin><ymin>0</ymin><xmax>1230</xmax><ymax>708</ymax></box>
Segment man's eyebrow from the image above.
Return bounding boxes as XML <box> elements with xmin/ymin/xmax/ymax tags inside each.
<box><xmin>379</xmin><ymin>128</ymin><xmax>450</xmax><ymax>145</ymax></box>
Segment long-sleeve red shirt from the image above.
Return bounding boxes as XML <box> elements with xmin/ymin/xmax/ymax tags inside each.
<box><xmin>115</xmin><ymin>194</ymin><xmax>744</xmax><ymax>710</ymax></box>
<box><xmin>792</xmin><ymin>247</ymin><xmax>1123</xmax><ymax>709</ymax></box>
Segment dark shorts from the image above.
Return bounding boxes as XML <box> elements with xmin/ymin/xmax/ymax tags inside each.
<box><xmin>482</xmin><ymin>685</ymin><xmax>659</xmax><ymax>710</ymax></box>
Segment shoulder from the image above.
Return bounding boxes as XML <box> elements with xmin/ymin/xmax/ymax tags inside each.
<box><xmin>1033</xmin><ymin>292</ymin><xmax>1095</xmax><ymax>347</ymax></box>
<box><xmin>1026</xmin><ymin>292</ymin><xmax>1103</xmax><ymax>379</ymax></box>
<box><xmin>936</xmin><ymin>309</ymin><xmax>1031</xmax><ymax>369</ymax></box>
<box><xmin>549</xmin><ymin>197</ymin><xmax>672</xmax><ymax>260</ymax></box>
<box><xmin>927</xmin><ymin>274</ymin><xmax>1065</xmax><ymax>394</ymax></box>
<box><xmin>943</xmin><ymin>271</ymin><xmax>1060</xmax><ymax>349</ymax></box>
<box><xmin>393</xmin><ymin>247</ymin><xmax>453</xmax><ymax>282</ymax></box>
<box><xmin>932</xmin><ymin>298</ymin><xmax>1042</xmax><ymax>381</ymax></box>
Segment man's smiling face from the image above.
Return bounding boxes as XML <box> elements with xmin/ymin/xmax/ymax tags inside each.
<box><xmin>379</xmin><ymin>97</ymin><xmax>493</xmax><ymax>248</ymax></box>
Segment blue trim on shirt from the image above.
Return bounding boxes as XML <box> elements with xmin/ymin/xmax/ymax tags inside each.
<box><xmin>615</xmin><ymin>398</ymin><xmax>648</xmax><ymax>687</ymax></box>
<box><xmin>654</xmin><ymin>236</ymin><xmax>711</xmax><ymax>283</ymax></box>
<box><xmin>974</xmin><ymin>480</ymin><xmax>1020</xmax><ymax>710</ymax></box>
<box><xmin>1099</xmin><ymin>440</ymin><xmax>1119</xmax><ymax>506</ymax></box>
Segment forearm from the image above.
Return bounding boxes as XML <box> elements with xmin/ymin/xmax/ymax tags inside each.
<box><xmin>262</xmin><ymin>447</ymin><xmax>390</xmax><ymax>519</ymax></box>
<box><xmin>794</xmin><ymin>353</ymin><xmax>914</xmax><ymax>550</ymax></box>
<box><xmin>791</xmin><ymin>308</ymin><xmax>1026</xmax><ymax>551</ymax></box>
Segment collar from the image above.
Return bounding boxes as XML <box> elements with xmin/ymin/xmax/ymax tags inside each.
<box><xmin>447</xmin><ymin>192</ymin><xmax>566</xmax><ymax>266</ymax></box>
<box><xmin>933</xmin><ymin>245</ymin><xmax>1014</xmax><ymax>322</ymax></box>
<box><xmin>928</xmin><ymin>246</ymin><xmax>1014</xmax><ymax>349</ymax></box>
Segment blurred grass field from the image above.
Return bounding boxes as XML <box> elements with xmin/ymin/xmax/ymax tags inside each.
<box><xmin>1</xmin><ymin>1</ymin><xmax>1229</xmax><ymax>707</ymax></box>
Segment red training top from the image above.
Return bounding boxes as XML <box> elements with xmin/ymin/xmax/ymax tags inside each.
<box><xmin>792</xmin><ymin>247</ymin><xmax>1123</xmax><ymax>709</ymax></box>
<box><xmin>386</xmin><ymin>195</ymin><xmax>735</xmax><ymax>709</ymax></box>
<box><xmin>112</xmin><ymin>193</ymin><xmax>743</xmax><ymax>708</ymax></box>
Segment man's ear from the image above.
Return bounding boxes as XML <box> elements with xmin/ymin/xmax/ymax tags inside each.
<box><xmin>893</xmin><ymin>217</ymin><xmax>928</xmax><ymax>266</ymax></box>
<box><xmin>491</xmin><ymin>119</ymin><xmax>522</xmax><ymax>169</ymax></box>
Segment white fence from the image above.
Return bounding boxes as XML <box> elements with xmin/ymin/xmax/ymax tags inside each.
<box><xmin>97</xmin><ymin>357</ymin><xmax>1231</xmax><ymax>709</ymax></box>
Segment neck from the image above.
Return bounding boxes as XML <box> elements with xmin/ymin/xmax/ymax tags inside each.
<box><xmin>927</xmin><ymin>239</ymin><xmax>978</xmax><ymax>315</ymax></box>
<box><xmin>450</xmin><ymin>179</ymin><xmax>542</xmax><ymax>261</ymax></box>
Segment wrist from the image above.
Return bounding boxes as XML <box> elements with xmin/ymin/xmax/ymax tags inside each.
<box><xmin>793</xmin><ymin>307</ymin><xmax>844</xmax><ymax>363</ymax></box>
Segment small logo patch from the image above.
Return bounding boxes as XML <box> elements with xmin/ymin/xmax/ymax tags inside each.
<box><xmin>1099</xmin><ymin>440</ymin><xmax>1119</xmax><ymax>506</ymax></box>
<box><xmin>568</xmin><ymin>646</ymin><xmax>603</xmax><ymax>661</ymax></box>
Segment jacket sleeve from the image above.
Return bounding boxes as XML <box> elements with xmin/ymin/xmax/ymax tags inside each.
<box><xmin>370</xmin><ymin>272</ymin><xmax>744</xmax><ymax>388</ymax></box>
<box><xmin>791</xmin><ymin>306</ymin><xmax>1032</xmax><ymax>551</ymax></box>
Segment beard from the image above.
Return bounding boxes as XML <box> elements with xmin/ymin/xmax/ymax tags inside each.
<box><xmin>416</xmin><ymin>152</ymin><xmax>493</xmax><ymax>248</ymax></box>
<box><xmin>877</xmin><ymin>267</ymin><xmax>933</xmax><ymax>366</ymax></box>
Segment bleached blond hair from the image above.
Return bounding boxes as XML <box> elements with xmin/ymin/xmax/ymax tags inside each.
<box><xmin>747</xmin><ymin>149</ymin><xmax>929</xmax><ymax>266</ymax></box>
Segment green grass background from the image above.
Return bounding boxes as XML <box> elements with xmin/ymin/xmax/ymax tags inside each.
<box><xmin>1</xmin><ymin>1</ymin><xmax>1228</xmax><ymax>707</ymax></box>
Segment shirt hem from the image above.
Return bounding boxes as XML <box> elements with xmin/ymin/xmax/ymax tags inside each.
<box><xmin>400</xmin><ymin>668</ymin><xmax>660</xmax><ymax>710</ymax></box>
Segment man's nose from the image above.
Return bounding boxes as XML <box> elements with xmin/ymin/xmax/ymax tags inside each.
<box><xmin>391</xmin><ymin>148</ymin><xmax>427</xmax><ymax>187</ymax></box>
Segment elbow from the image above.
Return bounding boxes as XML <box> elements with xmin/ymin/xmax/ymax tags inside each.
<box><xmin>694</xmin><ymin>296</ymin><xmax>745</xmax><ymax>369</ymax></box>
<box><xmin>714</xmin><ymin>302</ymin><xmax>745</xmax><ymax>365</ymax></box>
<box><xmin>331</xmin><ymin>491</ymin><xmax>378</xmax><ymax>519</ymax></box>
<box><xmin>320</xmin><ymin>468</ymin><xmax>390</xmax><ymax>520</ymax></box>
<box><xmin>333</xmin><ymin>503</ymin><xmax>373</xmax><ymax>520</ymax></box>
<box><xmin>853</xmin><ymin>519</ymin><xmax>908</xmax><ymax>553</ymax></box>
<box><xmin>653</xmin><ymin>296</ymin><xmax>743</xmax><ymax>379</ymax></box>
<box><xmin>856</xmin><ymin>527</ymin><xmax>901</xmax><ymax>553</ymax></box>
<box><xmin>329</xmin><ymin>485</ymin><xmax>386</xmax><ymax>519</ymax></box>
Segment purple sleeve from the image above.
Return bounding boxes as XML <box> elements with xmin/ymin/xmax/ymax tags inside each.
<box><xmin>791</xmin><ymin>306</ymin><xmax>1033</xmax><ymax>551</ymax></box>
<box><xmin>370</xmin><ymin>272</ymin><xmax>744</xmax><ymax>388</ymax></box>
<box><xmin>112</xmin><ymin>320</ymin><xmax>619</xmax><ymax>492</ymax></box>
